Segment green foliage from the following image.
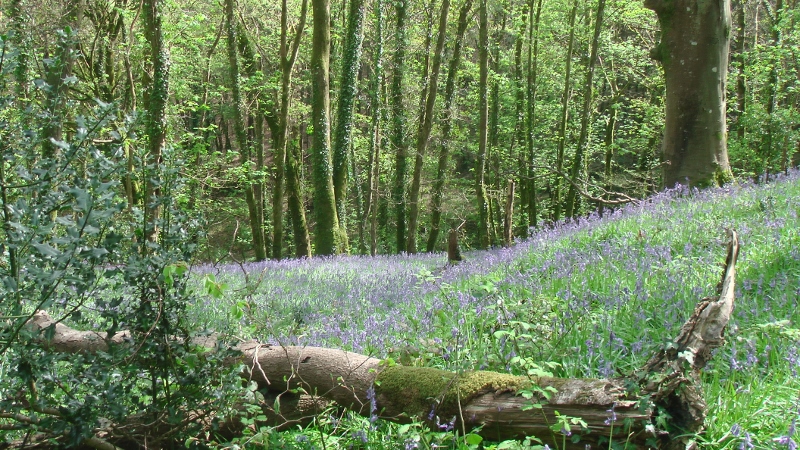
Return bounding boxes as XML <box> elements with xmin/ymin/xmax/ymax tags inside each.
<box><xmin>0</xmin><ymin>38</ymin><xmax>240</xmax><ymax>447</ymax></box>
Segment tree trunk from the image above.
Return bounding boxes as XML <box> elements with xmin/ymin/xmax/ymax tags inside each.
<box><xmin>225</xmin><ymin>0</ymin><xmax>267</xmax><ymax>261</ymax></box>
<box><xmin>272</xmin><ymin>0</ymin><xmax>309</xmax><ymax>259</ymax></box>
<box><xmin>735</xmin><ymin>0</ymin><xmax>746</xmax><ymax>142</ymax></box>
<box><xmin>287</xmin><ymin>126</ymin><xmax>312</xmax><ymax>257</ymax></box>
<box><xmin>406</xmin><ymin>0</ymin><xmax>450</xmax><ymax>254</ymax></box>
<box><xmin>645</xmin><ymin>0</ymin><xmax>733</xmax><ymax>188</ymax></box>
<box><xmin>552</xmin><ymin>0</ymin><xmax>578</xmax><ymax>222</ymax></box>
<box><xmin>143</xmin><ymin>0</ymin><xmax>168</xmax><ymax>244</ymax></box>
<box><xmin>364</xmin><ymin>0</ymin><xmax>385</xmax><ymax>256</ymax></box>
<box><xmin>332</xmin><ymin>0</ymin><xmax>367</xmax><ymax>247</ymax></box>
<box><xmin>311</xmin><ymin>0</ymin><xmax>342</xmax><ymax>255</ymax></box>
<box><xmin>565</xmin><ymin>0</ymin><xmax>606</xmax><ymax>218</ymax></box>
<box><xmin>27</xmin><ymin>231</ymin><xmax>740</xmax><ymax>449</ymax></box>
<box><xmin>391</xmin><ymin>0</ymin><xmax>409</xmax><ymax>254</ymax></box>
<box><xmin>524</xmin><ymin>0</ymin><xmax>544</xmax><ymax>232</ymax></box>
<box><xmin>476</xmin><ymin>0</ymin><xmax>490</xmax><ymax>250</ymax></box>
<box><xmin>763</xmin><ymin>0</ymin><xmax>783</xmax><ymax>175</ymax></box>
<box><xmin>426</xmin><ymin>0</ymin><xmax>472</xmax><ymax>253</ymax></box>
<box><xmin>503</xmin><ymin>180</ymin><xmax>514</xmax><ymax>247</ymax></box>
<box><xmin>513</xmin><ymin>1</ymin><xmax>529</xmax><ymax>237</ymax></box>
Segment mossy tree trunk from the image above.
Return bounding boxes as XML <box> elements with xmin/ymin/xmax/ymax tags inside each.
<box><xmin>311</xmin><ymin>0</ymin><xmax>342</xmax><ymax>256</ymax></box>
<box><xmin>475</xmin><ymin>0</ymin><xmax>490</xmax><ymax>250</ymax></box>
<box><xmin>406</xmin><ymin>0</ymin><xmax>450</xmax><ymax>254</ymax></box>
<box><xmin>645</xmin><ymin>0</ymin><xmax>733</xmax><ymax>188</ymax></box>
<box><xmin>391</xmin><ymin>0</ymin><xmax>408</xmax><ymax>254</ymax></box>
<box><xmin>332</xmin><ymin>0</ymin><xmax>367</xmax><ymax>251</ymax></box>
<box><xmin>142</xmin><ymin>0</ymin><xmax>167</xmax><ymax>244</ymax></box>
<box><xmin>426</xmin><ymin>0</ymin><xmax>472</xmax><ymax>253</ymax></box>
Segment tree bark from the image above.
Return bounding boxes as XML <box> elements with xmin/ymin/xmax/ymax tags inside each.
<box><xmin>332</xmin><ymin>0</ymin><xmax>367</xmax><ymax>246</ymax></box>
<box><xmin>142</xmin><ymin>0</ymin><xmax>168</xmax><ymax>244</ymax></box>
<box><xmin>225</xmin><ymin>0</ymin><xmax>267</xmax><ymax>261</ymax></box>
<box><xmin>645</xmin><ymin>0</ymin><xmax>733</xmax><ymax>188</ymax></box>
<box><xmin>406</xmin><ymin>0</ymin><xmax>450</xmax><ymax>254</ymax></box>
<box><xmin>311</xmin><ymin>0</ymin><xmax>342</xmax><ymax>255</ymax></box>
<box><xmin>476</xmin><ymin>0</ymin><xmax>490</xmax><ymax>250</ymax></box>
<box><xmin>425</xmin><ymin>0</ymin><xmax>472</xmax><ymax>253</ymax></box>
<box><xmin>273</xmin><ymin>0</ymin><xmax>310</xmax><ymax>259</ymax></box>
<box><xmin>524</xmin><ymin>0</ymin><xmax>544</xmax><ymax>233</ymax></box>
<box><xmin>391</xmin><ymin>0</ymin><xmax>409</xmax><ymax>254</ymax></box>
<box><xmin>503</xmin><ymin>180</ymin><xmax>514</xmax><ymax>247</ymax></box>
<box><xmin>363</xmin><ymin>0</ymin><xmax>385</xmax><ymax>256</ymax></box>
<box><xmin>734</xmin><ymin>0</ymin><xmax>746</xmax><ymax>142</ymax></box>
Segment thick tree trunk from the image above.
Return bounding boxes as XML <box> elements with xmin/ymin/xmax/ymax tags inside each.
<box><xmin>287</xmin><ymin>126</ymin><xmax>313</xmax><ymax>257</ymax></box>
<box><xmin>645</xmin><ymin>0</ymin><xmax>733</xmax><ymax>188</ymax></box>
<box><xmin>27</xmin><ymin>230</ymin><xmax>739</xmax><ymax>449</ymax></box>
<box><xmin>332</xmin><ymin>0</ymin><xmax>367</xmax><ymax>246</ymax></box>
<box><xmin>391</xmin><ymin>0</ymin><xmax>408</xmax><ymax>254</ymax></box>
<box><xmin>311</xmin><ymin>0</ymin><xmax>342</xmax><ymax>255</ymax></box>
<box><xmin>734</xmin><ymin>0</ymin><xmax>746</xmax><ymax>142</ymax></box>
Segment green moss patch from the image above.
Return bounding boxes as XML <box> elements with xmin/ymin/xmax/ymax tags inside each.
<box><xmin>375</xmin><ymin>366</ymin><xmax>531</xmax><ymax>418</ymax></box>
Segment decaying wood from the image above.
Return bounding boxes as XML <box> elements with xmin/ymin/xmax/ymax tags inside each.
<box><xmin>22</xmin><ymin>231</ymin><xmax>740</xmax><ymax>449</ymax></box>
<box><xmin>447</xmin><ymin>229</ymin><xmax>463</xmax><ymax>263</ymax></box>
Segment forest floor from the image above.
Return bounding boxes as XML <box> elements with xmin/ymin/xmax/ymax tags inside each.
<box><xmin>188</xmin><ymin>171</ymin><xmax>800</xmax><ymax>449</ymax></box>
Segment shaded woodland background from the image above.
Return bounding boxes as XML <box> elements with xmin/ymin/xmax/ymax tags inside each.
<box><xmin>2</xmin><ymin>0</ymin><xmax>799</xmax><ymax>261</ymax></box>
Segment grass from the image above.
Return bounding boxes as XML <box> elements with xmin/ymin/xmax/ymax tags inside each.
<box><xmin>187</xmin><ymin>170</ymin><xmax>800</xmax><ymax>449</ymax></box>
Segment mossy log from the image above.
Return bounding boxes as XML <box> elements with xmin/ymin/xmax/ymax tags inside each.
<box><xmin>26</xmin><ymin>231</ymin><xmax>739</xmax><ymax>449</ymax></box>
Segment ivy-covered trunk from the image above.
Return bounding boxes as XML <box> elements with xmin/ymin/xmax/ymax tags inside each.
<box><xmin>364</xmin><ymin>0</ymin><xmax>385</xmax><ymax>256</ymax></box>
<box><xmin>311</xmin><ymin>0</ymin><xmax>341</xmax><ymax>255</ymax></box>
<box><xmin>645</xmin><ymin>0</ymin><xmax>733</xmax><ymax>187</ymax></box>
<box><xmin>332</xmin><ymin>0</ymin><xmax>366</xmax><ymax>250</ymax></box>
<box><xmin>391</xmin><ymin>0</ymin><xmax>408</xmax><ymax>254</ymax></box>
<box><xmin>143</xmin><ymin>0</ymin><xmax>168</xmax><ymax>243</ymax></box>
<box><xmin>475</xmin><ymin>0</ymin><xmax>490</xmax><ymax>250</ymax></box>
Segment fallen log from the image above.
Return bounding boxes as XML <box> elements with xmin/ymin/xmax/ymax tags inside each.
<box><xmin>24</xmin><ymin>230</ymin><xmax>740</xmax><ymax>449</ymax></box>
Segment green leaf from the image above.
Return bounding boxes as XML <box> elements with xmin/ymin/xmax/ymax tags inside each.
<box><xmin>33</xmin><ymin>242</ymin><xmax>60</xmax><ymax>257</ymax></box>
<box><xmin>464</xmin><ymin>433</ymin><xmax>483</xmax><ymax>445</ymax></box>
